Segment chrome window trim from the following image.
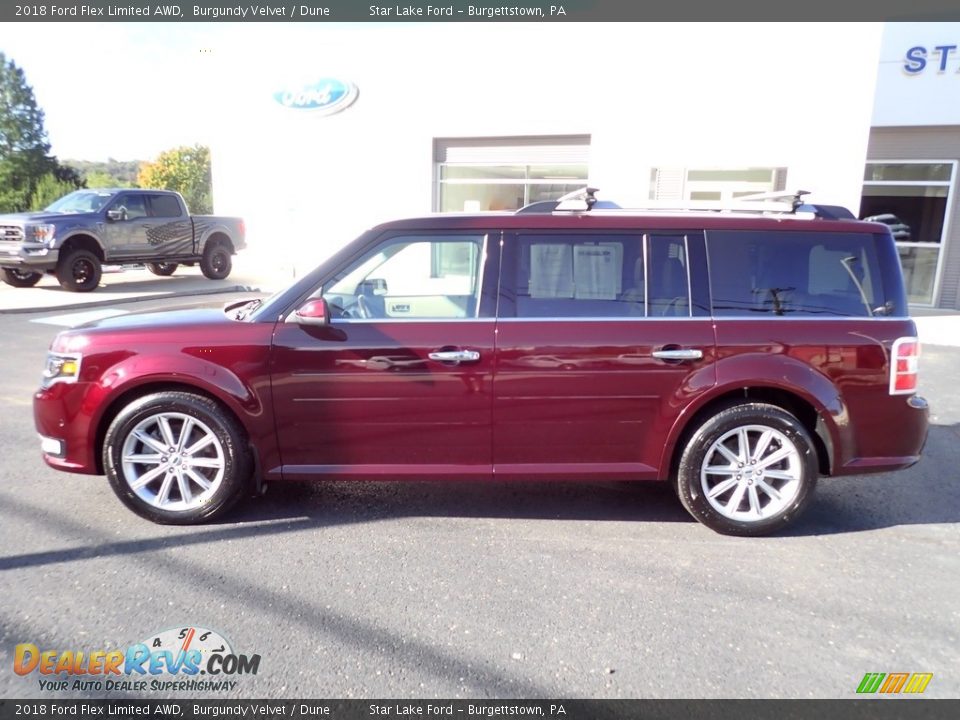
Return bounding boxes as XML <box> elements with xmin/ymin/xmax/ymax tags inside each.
<box><xmin>495</xmin><ymin>315</ymin><xmax>908</xmax><ymax>322</ymax></box>
<box><xmin>332</xmin><ymin>318</ymin><xmax>495</xmax><ymax>324</ymax></box>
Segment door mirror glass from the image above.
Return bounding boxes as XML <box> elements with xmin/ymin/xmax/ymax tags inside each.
<box><xmin>294</xmin><ymin>298</ymin><xmax>330</xmax><ymax>326</ymax></box>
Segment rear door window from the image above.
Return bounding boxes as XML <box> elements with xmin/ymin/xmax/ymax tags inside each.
<box><xmin>706</xmin><ymin>230</ymin><xmax>890</xmax><ymax>317</ymax></box>
<box><xmin>502</xmin><ymin>233</ymin><xmax>703</xmax><ymax>318</ymax></box>
<box><xmin>147</xmin><ymin>194</ymin><xmax>184</xmax><ymax>218</ymax></box>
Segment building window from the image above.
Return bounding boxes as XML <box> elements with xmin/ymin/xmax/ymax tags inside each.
<box><xmin>435</xmin><ymin>136</ymin><xmax>590</xmax><ymax>212</ymax></box>
<box><xmin>861</xmin><ymin>162</ymin><xmax>956</xmax><ymax>306</ymax></box>
<box><xmin>650</xmin><ymin>167</ymin><xmax>787</xmax><ymax>201</ymax></box>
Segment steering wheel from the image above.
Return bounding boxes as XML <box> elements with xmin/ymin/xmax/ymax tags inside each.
<box><xmin>356</xmin><ymin>294</ymin><xmax>374</xmax><ymax>319</ymax></box>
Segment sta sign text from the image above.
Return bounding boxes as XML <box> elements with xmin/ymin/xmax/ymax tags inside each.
<box><xmin>904</xmin><ymin>45</ymin><xmax>959</xmax><ymax>74</ymax></box>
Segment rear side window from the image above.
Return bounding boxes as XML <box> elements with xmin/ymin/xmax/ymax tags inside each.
<box><xmin>148</xmin><ymin>194</ymin><xmax>183</xmax><ymax>218</ymax></box>
<box><xmin>707</xmin><ymin>230</ymin><xmax>894</xmax><ymax>317</ymax></box>
<box><xmin>506</xmin><ymin>233</ymin><xmax>698</xmax><ymax>318</ymax></box>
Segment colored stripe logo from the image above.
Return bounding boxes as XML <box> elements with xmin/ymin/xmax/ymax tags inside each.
<box><xmin>857</xmin><ymin>672</ymin><xmax>933</xmax><ymax>694</ymax></box>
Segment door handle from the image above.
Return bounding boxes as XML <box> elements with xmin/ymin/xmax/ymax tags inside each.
<box><xmin>652</xmin><ymin>348</ymin><xmax>703</xmax><ymax>361</ymax></box>
<box><xmin>428</xmin><ymin>350</ymin><xmax>481</xmax><ymax>363</ymax></box>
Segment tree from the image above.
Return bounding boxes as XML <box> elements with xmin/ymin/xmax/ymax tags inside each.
<box><xmin>0</xmin><ymin>52</ymin><xmax>82</xmax><ymax>212</ymax></box>
<box><xmin>30</xmin><ymin>172</ymin><xmax>79</xmax><ymax>210</ymax></box>
<box><xmin>138</xmin><ymin>144</ymin><xmax>212</xmax><ymax>214</ymax></box>
<box><xmin>85</xmin><ymin>170</ymin><xmax>124</xmax><ymax>188</ymax></box>
<box><xmin>65</xmin><ymin>158</ymin><xmax>141</xmax><ymax>187</ymax></box>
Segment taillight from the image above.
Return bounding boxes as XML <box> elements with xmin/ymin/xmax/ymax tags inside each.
<box><xmin>889</xmin><ymin>337</ymin><xmax>919</xmax><ymax>395</ymax></box>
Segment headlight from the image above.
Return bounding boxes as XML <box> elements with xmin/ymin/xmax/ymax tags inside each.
<box><xmin>28</xmin><ymin>224</ymin><xmax>56</xmax><ymax>244</ymax></box>
<box><xmin>41</xmin><ymin>352</ymin><xmax>82</xmax><ymax>387</ymax></box>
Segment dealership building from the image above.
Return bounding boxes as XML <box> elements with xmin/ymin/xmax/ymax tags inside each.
<box><xmin>208</xmin><ymin>22</ymin><xmax>960</xmax><ymax>309</ymax></box>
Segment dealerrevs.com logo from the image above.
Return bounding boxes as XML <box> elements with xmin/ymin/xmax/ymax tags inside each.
<box><xmin>14</xmin><ymin>626</ymin><xmax>261</xmax><ymax>693</ymax></box>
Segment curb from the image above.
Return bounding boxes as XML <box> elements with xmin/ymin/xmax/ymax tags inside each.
<box><xmin>0</xmin><ymin>284</ymin><xmax>260</xmax><ymax>315</ymax></box>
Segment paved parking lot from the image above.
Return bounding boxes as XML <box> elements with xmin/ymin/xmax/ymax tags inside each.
<box><xmin>0</xmin><ymin>293</ymin><xmax>957</xmax><ymax>700</ymax></box>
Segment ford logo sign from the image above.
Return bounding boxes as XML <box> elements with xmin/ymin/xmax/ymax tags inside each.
<box><xmin>273</xmin><ymin>79</ymin><xmax>359</xmax><ymax>115</ymax></box>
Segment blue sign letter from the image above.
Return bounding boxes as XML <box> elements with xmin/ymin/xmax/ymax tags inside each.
<box><xmin>904</xmin><ymin>46</ymin><xmax>927</xmax><ymax>74</ymax></box>
<box><xmin>934</xmin><ymin>45</ymin><xmax>957</xmax><ymax>72</ymax></box>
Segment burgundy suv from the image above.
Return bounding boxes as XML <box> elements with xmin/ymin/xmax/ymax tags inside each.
<box><xmin>34</xmin><ymin>193</ymin><xmax>929</xmax><ymax>535</ymax></box>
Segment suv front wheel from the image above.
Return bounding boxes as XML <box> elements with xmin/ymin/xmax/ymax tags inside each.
<box><xmin>56</xmin><ymin>249</ymin><xmax>102</xmax><ymax>292</ymax></box>
<box><xmin>676</xmin><ymin>403</ymin><xmax>818</xmax><ymax>536</ymax></box>
<box><xmin>103</xmin><ymin>391</ymin><xmax>250</xmax><ymax>524</ymax></box>
<box><xmin>1</xmin><ymin>268</ymin><xmax>43</xmax><ymax>287</ymax></box>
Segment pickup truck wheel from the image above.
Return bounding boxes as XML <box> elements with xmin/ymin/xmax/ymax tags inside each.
<box><xmin>1</xmin><ymin>268</ymin><xmax>43</xmax><ymax>287</ymax></box>
<box><xmin>56</xmin><ymin>249</ymin><xmax>102</xmax><ymax>292</ymax></box>
<box><xmin>675</xmin><ymin>403</ymin><xmax>818</xmax><ymax>536</ymax></box>
<box><xmin>200</xmin><ymin>244</ymin><xmax>232</xmax><ymax>280</ymax></box>
<box><xmin>103</xmin><ymin>391</ymin><xmax>250</xmax><ymax>524</ymax></box>
<box><xmin>147</xmin><ymin>262</ymin><xmax>178</xmax><ymax>276</ymax></box>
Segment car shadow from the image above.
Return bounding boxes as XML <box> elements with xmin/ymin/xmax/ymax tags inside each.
<box><xmin>25</xmin><ymin>273</ymin><xmax>252</xmax><ymax>294</ymax></box>
<box><xmin>231</xmin><ymin>477</ymin><xmax>692</xmax><ymax>526</ymax></box>
<box><xmin>227</xmin><ymin>423</ymin><xmax>960</xmax><ymax>536</ymax></box>
<box><xmin>782</xmin><ymin>421</ymin><xmax>960</xmax><ymax>536</ymax></box>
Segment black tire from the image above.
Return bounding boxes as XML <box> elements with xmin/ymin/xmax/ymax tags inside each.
<box><xmin>147</xmin><ymin>262</ymin><xmax>178</xmax><ymax>276</ymax></box>
<box><xmin>103</xmin><ymin>391</ymin><xmax>251</xmax><ymax>524</ymax></box>
<box><xmin>200</xmin><ymin>242</ymin><xmax>232</xmax><ymax>280</ymax></box>
<box><xmin>675</xmin><ymin>402</ymin><xmax>818</xmax><ymax>536</ymax></box>
<box><xmin>56</xmin><ymin>249</ymin><xmax>102</xmax><ymax>292</ymax></box>
<box><xmin>1</xmin><ymin>268</ymin><xmax>43</xmax><ymax>287</ymax></box>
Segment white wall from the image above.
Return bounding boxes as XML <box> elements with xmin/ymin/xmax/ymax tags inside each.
<box><xmin>207</xmin><ymin>23</ymin><xmax>883</xmax><ymax>274</ymax></box>
<box><xmin>874</xmin><ymin>22</ymin><xmax>960</xmax><ymax>127</ymax></box>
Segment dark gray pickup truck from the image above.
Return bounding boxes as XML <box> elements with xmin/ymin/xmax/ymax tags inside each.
<box><xmin>0</xmin><ymin>188</ymin><xmax>245</xmax><ymax>291</ymax></box>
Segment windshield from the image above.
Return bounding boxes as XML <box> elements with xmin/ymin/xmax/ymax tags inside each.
<box><xmin>44</xmin><ymin>190</ymin><xmax>117</xmax><ymax>214</ymax></box>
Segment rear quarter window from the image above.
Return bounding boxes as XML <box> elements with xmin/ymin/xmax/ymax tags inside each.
<box><xmin>148</xmin><ymin>194</ymin><xmax>184</xmax><ymax>218</ymax></box>
<box><xmin>706</xmin><ymin>229</ymin><xmax>904</xmax><ymax>318</ymax></box>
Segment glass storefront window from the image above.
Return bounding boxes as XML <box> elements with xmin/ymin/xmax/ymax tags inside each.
<box><xmin>860</xmin><ymin>185</ymin><xmax>947</xmax><ymax>244</ymax></box>
<box><xmin>864</xmin><ymin>163</ymin><xmax>952</xmax><ymax>182</ymax></box>
<box><xmin>861</xmin><ymin>162</ymin><xmax>955</xmax><ymax>307</ymax></box>
<box><xmin>897</xmin><ymin>246</ymin><xmax>940</xmax><ymax>305</ymax></box>
<box><xmin>438</xmin><ymin>164</ymin><xmax>588</xmax><ymax>212</ymax></box>
<box><xmin>650</xmin><ymin>167</ymin><xmax>786</xmax><ymax>201</ymax></box>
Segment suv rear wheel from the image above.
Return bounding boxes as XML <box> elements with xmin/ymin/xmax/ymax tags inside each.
<box><xmin>56</xmin><ymin>248</ymin><xmax>102</xmax><ymax>292</ymax></box>
<box><xmin>675</xmin><ymin>403</ymin><xmax>818</xmax><ymax>536</ymax></box>
<box><xmin>103</xmin><ymin>392</ymin><xmax>250</xmax><ymax>524</ymax></box>
<box><xmin>200</xmin><ymin>242</ymin><xmax>232</xmax><ymax>280</ymax></box>
<box><xmin>1</xmin><ymin>268</ymin><xmax>43</xmax><ymax>287</ymax></box>
<box><xmin>147</xmin><ymin>262</ymin><xmax>178</xmax><ymax>276</ymax></box>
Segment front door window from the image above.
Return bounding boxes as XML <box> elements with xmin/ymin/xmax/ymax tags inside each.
<box><xmin>322</xmin><ymin>235</ymin><xmax>485</xmax><ymax>320</ymax></box>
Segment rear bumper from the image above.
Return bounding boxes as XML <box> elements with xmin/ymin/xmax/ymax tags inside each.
<box><xmin>836</xmin><ymin>395</ymin><xmax>929</xmax><ymax>475</ymax></box>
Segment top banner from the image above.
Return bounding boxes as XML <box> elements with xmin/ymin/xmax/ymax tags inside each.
<box><xmin>3</xmin><ymin>0</ymin><xmax>960</xmax><ymax>22</ymax></box>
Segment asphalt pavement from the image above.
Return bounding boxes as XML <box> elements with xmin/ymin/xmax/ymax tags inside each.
<box><xmin>0</xmin><ymin>292</ymin><xmax>957</xmax><ymax>701</ymax></box>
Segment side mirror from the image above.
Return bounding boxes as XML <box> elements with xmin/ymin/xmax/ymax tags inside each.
<box><xmin>106</xmin><ymin>209</ymin><xmax>124</xmax><ymax>222</ymax></box>
<box><xmin>294</xmin><ymin>298</ymin><xmax>330</xmax><ymax>326</ymax></box>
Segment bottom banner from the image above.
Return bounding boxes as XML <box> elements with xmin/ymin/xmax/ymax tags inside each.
<box><xmin>0</xmin><ymin>699</ymin><xmax>957</xmax><ymax>720</ymax></box>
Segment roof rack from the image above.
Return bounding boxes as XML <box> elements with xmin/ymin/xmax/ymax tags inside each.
<box><xmin>514</xmin><ymin>187</ymin><xmax>856</xmax><ymax>220</ymax></box>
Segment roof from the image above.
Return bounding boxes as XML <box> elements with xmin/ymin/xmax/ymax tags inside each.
<box><xmin>371</xmin><ymin>211</ymin><xmax>888</xmax><ymax>235</ymax></box>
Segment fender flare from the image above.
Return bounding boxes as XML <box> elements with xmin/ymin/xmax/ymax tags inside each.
<box><xmin>657</xmin><ymin>353</ymin><xmax>850</xmax><ymax>476</ymax></box>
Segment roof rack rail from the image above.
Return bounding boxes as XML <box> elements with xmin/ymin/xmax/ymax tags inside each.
<box><xmin>516</xmin><ymin>187</ymin><xmax>622</xmax><ymax>214</ymax></box>
<box><xmin>515</xmin><ymin>187</ymin><xmax>856</xmax><ymax>220</ymax></box>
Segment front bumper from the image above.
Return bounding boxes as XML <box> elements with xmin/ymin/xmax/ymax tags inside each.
<box><xmin>34</xmin><ymin>381</ymin><xmax>99</xmax><ymax>475</ymax></box>
<box><xmin>0</xmin><ymin>244</ymin><xmax>59</xmax><ymax>270</ymax></box>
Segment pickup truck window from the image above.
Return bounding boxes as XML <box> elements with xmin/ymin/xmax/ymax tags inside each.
<box><xmin>44</xmin><ymin>190</ymin><xmax>116</xmax><ymax>214</ymax></box>
<box><xmin>148</xmin><ymin>194</ymin><xmax>183</xmax><ymax>218</ymax></box>
<box><xmin>111</xmin><ymin>194</ymin><xmax>148</xmax><ymax>220</ymax></box>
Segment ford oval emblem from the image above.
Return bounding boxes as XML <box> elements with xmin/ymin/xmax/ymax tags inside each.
<box><xmin>273</xmin><ymin>79</ymin><xmax>359</xmax><ymax>115</ymax></box>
